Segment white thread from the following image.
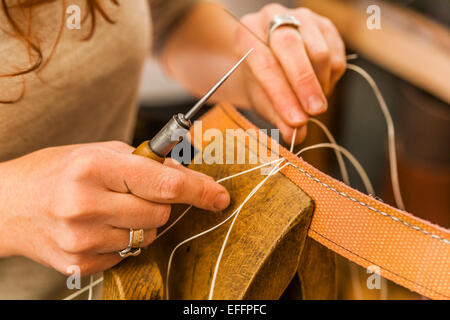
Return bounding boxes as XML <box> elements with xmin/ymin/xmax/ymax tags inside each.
<box><xmin>208</xmin><ymin>161</ymin><xmax>287</xmax><ymax>300</ymax></box>
<box><xmin>308</xmin><ymin>118</ymin><xmax>350</xmax><ymax>185</ymax></box>
<box><xmin>286</xmin><ymin>161</ymin><xmax>449</xmax><ymax>244</ymax></box>
<box><xmin>155</xmin><ymin>205</ymin><xmax>192</xmax><ymax>241</ymax></box>
<box><xmin>88</xmin><ymin>275</ymin><xmax>94</xmax><ymax>300</ymax></box>
<box><xmin>346</xmin><ymin>63</ymin><xmax>405</xmax><ymax>211</ymax></box>
<box><xmin>165</xmin><ymin>158</ymin><xmax>285</xmax><ymax>299</ymax></box>
<box><xmin>296</xmin><ymin>143</ymin><xmax>375</xmax><ymax>196</ymax></box>
<box><xmin>64</xmin><ymin>276</ymin><xmax>104</xmax><ymax>300</ymax></box>
<box><xmin>216</xmin><ymin>158</ymin><xmax>283</xmax><ymax>183</ymax></box>
<box><xmin>290</xmin><ymin>128</ymin><xmax>297</xmax><ymax>153</ymax></box>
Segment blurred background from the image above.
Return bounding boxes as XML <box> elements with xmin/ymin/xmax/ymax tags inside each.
<box><xmin>135</xmin><ymin>0</ymin><xmax>449</xmax><ymax>299</ymax></box>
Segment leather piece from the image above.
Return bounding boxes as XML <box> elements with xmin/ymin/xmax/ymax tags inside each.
<box><xmin>192</xmin><ymin>103</ymin><xmax>450</xmax><ymax>300</ymax></box>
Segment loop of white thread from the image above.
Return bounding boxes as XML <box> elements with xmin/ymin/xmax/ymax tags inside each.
<box><xmin>346</xmin><ymin>63</ymin><xmax>405</xmax><ymax>211</ymax></box>
<box><xmin>155</xmin><ymin>205</ymin><xmax>193</xmax><ymax>241</ymax></box>
<box><xmin>296</xmin><ymin>143</ymin><xmax>375</xmax><ymax>196</ymax></box>
<box><xmin>308</xmin><ymin>118</ymin><xmax>350</xmax><ymax>185</ymax></box>
<box><xmin>207</xmin><ymin>160</ymin><xmax>287</xmax><ymax>300</ymax></box>
<box><xmin>346</xmin><ymin>53</ymin><xmax>359</xmax><ymax>61</ymax></box>
<box><xmin>166</xmin><ymin>159</ymin><xmax>285</xmax><ymax>300</ymax></box>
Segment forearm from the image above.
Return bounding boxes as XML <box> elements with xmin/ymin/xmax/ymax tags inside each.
<box><xmin>159</xmin><ymin>1</ymin><xmax>250</xmax><ymax>108</ymax></box>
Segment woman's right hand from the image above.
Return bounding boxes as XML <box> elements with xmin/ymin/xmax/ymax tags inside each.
<box><xmin>0</xmin><ymin>141</ymin><xmax>230</xmax><ymax>276</ymax></box>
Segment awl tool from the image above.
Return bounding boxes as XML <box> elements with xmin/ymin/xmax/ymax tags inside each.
<box><xmin>133</xmin><ymin>48</ymin><xmax>254</xmax><ymax>163</ymax></box>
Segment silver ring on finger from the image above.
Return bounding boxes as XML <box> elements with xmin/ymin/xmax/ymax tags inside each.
<box><xmin>268</xmin><ymin>14</ymin><xmax>301</xmax><ymax>44</ymax></box>
<box><xmin>118</xmin><ymin>228</ymin><xmax>144</xmax><ymax>258</ymax></box>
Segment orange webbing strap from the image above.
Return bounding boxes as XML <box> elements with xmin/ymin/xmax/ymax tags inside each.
<box><xmin>194</xmin><ymin>103</ymin><xmax>450</xmax><ymax>300</ymax></box>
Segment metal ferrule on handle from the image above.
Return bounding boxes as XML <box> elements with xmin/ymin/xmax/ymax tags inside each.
<box><xmin>149</xmin><ymin>113</ymin><xmax>191</xmax><ymax>158</ymax></box>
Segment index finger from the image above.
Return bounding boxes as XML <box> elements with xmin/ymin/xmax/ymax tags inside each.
<box><xmin>238</xmin><ymin>14</ymin><xmax>309</xmax><ymax>127</ymax></box>
<box><xmin>269</xmin><ymin>25</ymin><xmax>327</xmax><ymax>116</ymax></box>
<box><xmin>98</xmin><ymin>152</ymin><xmax>230</xmax><ymax>212</ymax></box>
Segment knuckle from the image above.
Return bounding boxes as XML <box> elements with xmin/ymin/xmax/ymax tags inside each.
<box><xmin>56</xmin><ymin>186</ymin><xmax>95</xmax><ymax>221</ymax></box>
<box><xmin>311</xmin><ymin>48</ymin><xmax>330</xmax><ymax>64</ymax></box>
<box><xmin>66</xmin><ymin>148</ymin><xmax>99</xmax><ymax>180</ymax></box>
<box><xmin>256</xmin><ymin>54</ymin><xmax>278</xmax><ymax>73</ymax></box>
<box><xmin>158</xmin><ymin>172</ymin><xmax>184</xmax><ymax>201</ymax></box>
<box><xmin>332</xmin><ymin>58</ymin><xmax>346</xmax><ymax>75</ymax></box>
<box><xmin>197</xmin><ymin>182</ymin><xmax>210</xmax><ymax>206</ymax></box>
<box><xmin>321</xmin><ymin>17</ymin><xmax>335</xmax><ymax>29</ymax></box>
<box><xmin>298</xmin><ymin>7</ymin><xmax>312</xmax><ymax>16</ymax></box>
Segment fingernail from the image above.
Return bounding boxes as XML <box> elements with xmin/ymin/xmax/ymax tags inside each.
<box><xmin>307</xmin><ymin>96</ymin><xmax>325</xmax><ymax>114</ymax></box>
<box><xmin>214</xmin><ymin>192</ymin><xmax>230</xmax><ymax>210</ymax></box>
<box><xmin>289</xmin><ymin>108</ymin><xmax>306</xmax><ymax>125</ymax></box>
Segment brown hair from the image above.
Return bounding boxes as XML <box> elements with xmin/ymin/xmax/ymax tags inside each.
<box><xmin>0</xmin><ymin>0</ymin><xmax>118</xmax><ymax>103</ymax></box>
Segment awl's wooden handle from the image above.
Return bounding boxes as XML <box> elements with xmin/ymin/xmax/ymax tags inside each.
<box><xmin>133</xmin><ymin>140</ymin><xmax>165</xmax><ymax>164</ymax></box>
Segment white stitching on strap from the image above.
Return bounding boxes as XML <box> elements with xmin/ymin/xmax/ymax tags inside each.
<box><xmin>286</xmin><ymin>162</ymin><xmax>450</xmax><ymax>245</ymax></box>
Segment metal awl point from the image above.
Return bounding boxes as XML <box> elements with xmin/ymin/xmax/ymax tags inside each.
<box><xmin>148</xmin><ymin>48</ymin><xmax>254</xmax><ymax>158</ymax></box>
<box><xmin>184</xmin><ymin>48</ymin><xmax>254</xmax><ymax>120</ymax></box>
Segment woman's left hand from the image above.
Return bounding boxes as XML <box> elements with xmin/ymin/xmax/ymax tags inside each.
<box><xmin>234</xmin><ymin>4</ymin><xmax>346</xmax><ymax>143</ymax></box>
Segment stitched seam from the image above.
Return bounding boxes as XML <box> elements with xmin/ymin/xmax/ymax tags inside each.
<box><xmin>218</xmin><ymin>104</ymin><xmax>450</xmax><ymax>299</ymax></box>
<box><xmin>310</xmin><ymin>229</ymin><xmax>449</xmax><ymax>299</ymax></box>
<box><xmin>219</xmin><ymin>105</ymin><xmax>450</xmax><ymax>246</ymax></box>
<box><xmin>286</xmin><ymin>162</ymin><xmax>450</xmax><ymax>245</ymax></box>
